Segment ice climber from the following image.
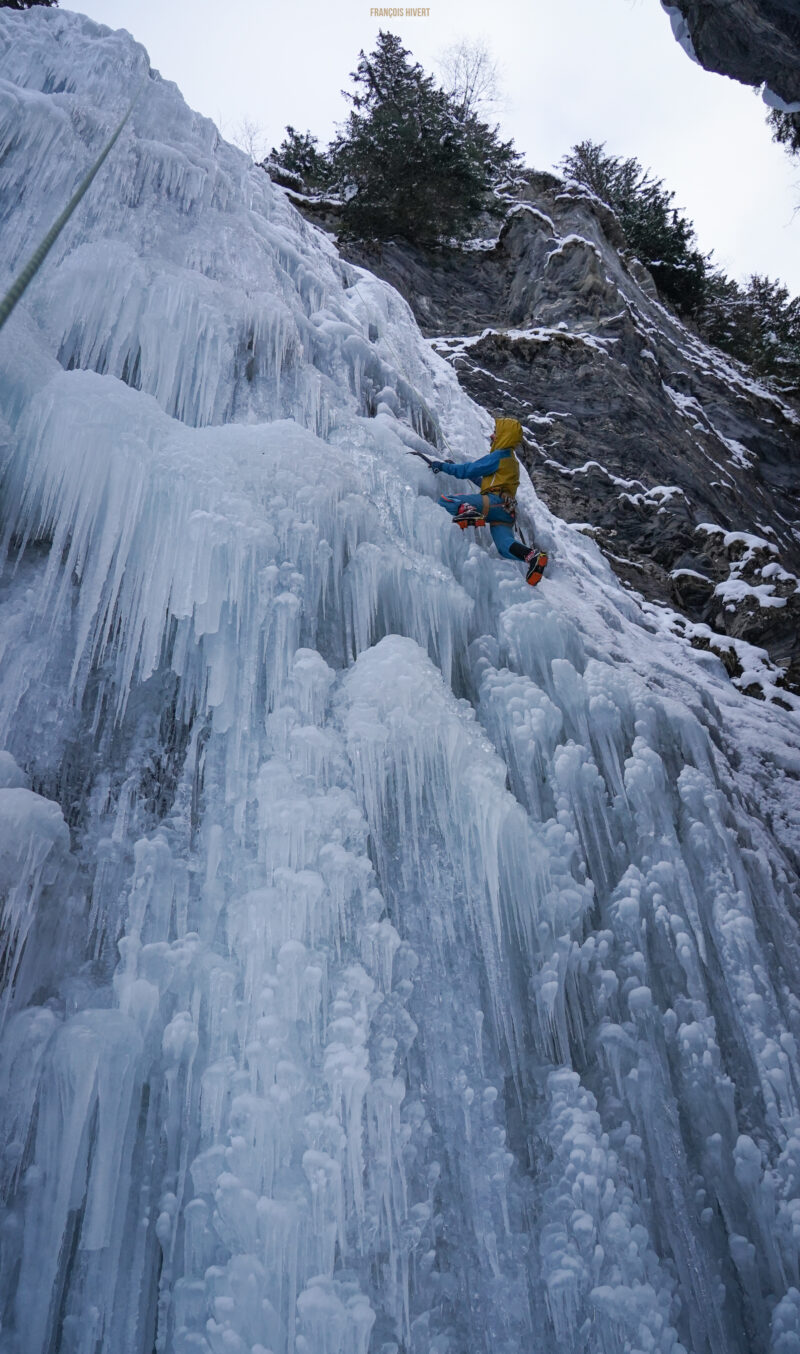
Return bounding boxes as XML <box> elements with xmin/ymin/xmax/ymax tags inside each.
<box><xmin>428</xmin><ymin>416</ymin><xmax>549</xmax><ymax>587</ymax></box>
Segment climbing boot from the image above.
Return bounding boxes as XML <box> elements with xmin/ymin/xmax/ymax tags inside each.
<box><xmin>524</xmin><ymin>549</ymin><xmax>548</xmax><ymax>586</ymax></box>
<box><xmin>454</xmin><ymin>503</ymin><xmax>486</xmax><ymax>529</ymax></box>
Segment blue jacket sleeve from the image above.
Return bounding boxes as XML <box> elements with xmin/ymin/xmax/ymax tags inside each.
<box><xmin>443</xmin><ymin>449</ymin><xmax>505</xmax><ymax>486</ymax></box>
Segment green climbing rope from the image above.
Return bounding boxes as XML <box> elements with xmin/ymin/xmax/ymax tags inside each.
<box><xmin>0</xmin><ymin>79</ymin><xmax>147</xmax><ymax>335</ymax></box>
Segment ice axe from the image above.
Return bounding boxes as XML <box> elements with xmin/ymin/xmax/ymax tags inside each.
<box><xmin>406</xmin><ymin>448</ymin><xmax>454</xmax><ymax>471</ymax></box>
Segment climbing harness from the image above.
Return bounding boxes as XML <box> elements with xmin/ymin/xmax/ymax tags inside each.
<box><xmin>475</xmin><ymin>489</ymin><xmax>518</xmax><ymax>523</ymax></box>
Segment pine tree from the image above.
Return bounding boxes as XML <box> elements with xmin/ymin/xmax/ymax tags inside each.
<box><xmin>739</xmin><ymin>274</ymin><xmax>800</xmax><ymax>390</ymax></box>
<box><xmin>0</xmin><ymin>1</ymin><xmax>58</xmax><ymax>8</ymax></box>
<box><xmin>331</xmin><ymin>31</ymin><xmax>519</xmax><ymax>245</ymax></box>
<box><xmin>560</xmin><ymin>140</ymin><xmax>709</xmax><ymax>318</ymax></box>
<box><xmin>700</xmin><ymin>271</ymin><xmax>751</xmax><ymax>358</ymax></box>
<box><xmin>268</xmin><ymin>127</ymin><xmax>332</xmax><ymax>191</ymax></box>
<box><xmin>767</xmin><ymin>108</ymin><xmax>800</xmax><ymax>157</ymax></box>
<box><xmin>561</xmin><ymin>140</ymin><xmax>799</xmax><ymax>393</ymax></box>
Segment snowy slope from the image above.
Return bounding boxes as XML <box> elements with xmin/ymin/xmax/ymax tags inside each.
<box><xmin>1</xmin><ymin>10</ymin><xmax>800</xmax><ymax>1354</ymax></box>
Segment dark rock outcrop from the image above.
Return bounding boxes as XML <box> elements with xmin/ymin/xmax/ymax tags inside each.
<box><xmin>662</xmin><ymin>0</ymin><xmax>800</xmax><ymax>107</ymax></box>
<box><xmin>288</xmin><ymin>179</ymin><xmax>800</xmax><ymax>701</ymax></box>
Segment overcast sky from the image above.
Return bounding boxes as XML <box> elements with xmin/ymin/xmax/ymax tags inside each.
<box><xmin>72</xmin><ymin>0</ymin><xmax>800</xmax><ymax>294</ymax></box>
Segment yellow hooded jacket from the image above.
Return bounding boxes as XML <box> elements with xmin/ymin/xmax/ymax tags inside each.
<box><xmin>480</xmin><ymin>417</ymin><xmax>523</xmax><ymax>497</ymax></box>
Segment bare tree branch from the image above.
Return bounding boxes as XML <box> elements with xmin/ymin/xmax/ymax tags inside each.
<box><xmin>230</xmin><ymin>117</ymin><xmax>269</xmax><ymax>163</ymax></box>
<box><xmin>436</xmin><ymin>38</ymin><xmax>503</xmax><ymax>120</ymax></box>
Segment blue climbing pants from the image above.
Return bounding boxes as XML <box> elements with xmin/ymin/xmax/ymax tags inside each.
<box><xmin>438</xmin><ymin>493</ymin><xmax>517</xmax><ymax>560</ymax></box>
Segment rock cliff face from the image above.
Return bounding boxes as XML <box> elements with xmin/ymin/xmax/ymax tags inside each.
<box><xmin>662</xmin><ymin>0</ymin><xmax>800</xmax><ymax>106</ymax></box>
<box><xmin>293</xmin><ymin>179</ymin><xmax>800</xmax><ymax>702</ymax></box>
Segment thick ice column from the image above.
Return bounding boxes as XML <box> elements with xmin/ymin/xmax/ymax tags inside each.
<box><xmin>0</xmin><ymin>783</ymin><xmax>71</xmax><ymax>1023</ymax></box>
<box><xmin>143</xmin><ymin>642</ymin><xmax>414</xmax><ymax>1354</ymax></box>
<box><xmin>339</xmin><ymin>635</ymin><xmax>570</xmax><ymax>1349</ymax></box>
<box><xmin>8</xmin><ymin>1011</ymin><xmax>144</xmax><ymax>1354</ymax></box>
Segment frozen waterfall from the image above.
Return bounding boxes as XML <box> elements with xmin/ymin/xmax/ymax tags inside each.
<box><xmin>1</xmin><ymin>10</ymin><xmax>800</xmax><ymax>1354</ymax></box>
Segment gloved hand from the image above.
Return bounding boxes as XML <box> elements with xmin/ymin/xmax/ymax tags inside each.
<box><xmin>428</xmin><ymin>460</ymin><xmax>444</xmax><ymax>475</ymax></box>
